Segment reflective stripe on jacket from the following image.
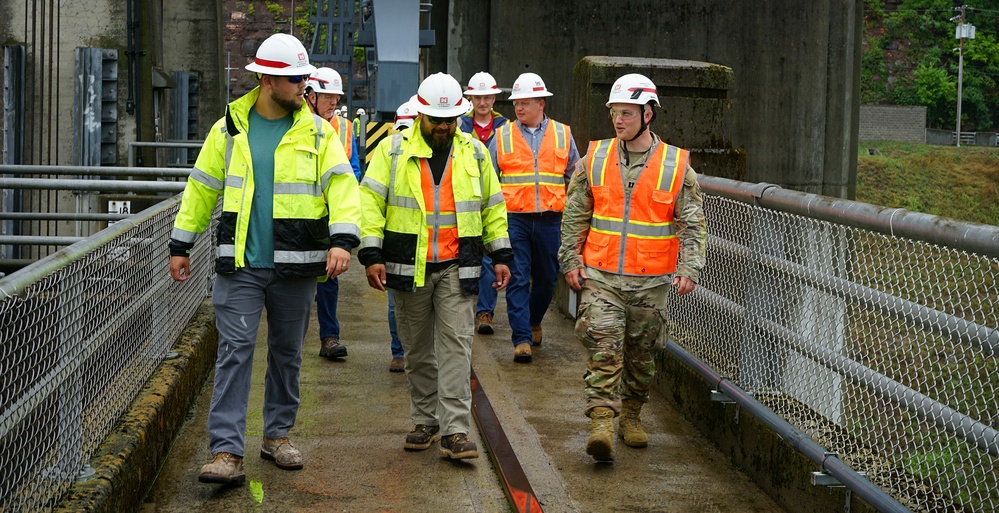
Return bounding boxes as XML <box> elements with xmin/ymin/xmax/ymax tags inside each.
<box><xmin>420</xmin><ymin>157</ymin><xmax>459</xmax><ymax>262</ymax></box>
<box><xmin>582</xmin><ymin>138</ymin><xmax>688</xmax><ymax>276</ymax></box>
<box><xmin>171</xmin><ymin>86</ymin><xmax>360</xmax><ymax>277</ymax></box>
<box><xmin>495</xmin><ymin>120</ymin><xmax>570</xmax><ymax>213</ymax></box>
<box><xmin>359</xmin><ymin>125</ymin><xmax>511</xmax><ymax>295</ymax></box>
<box><xmin>330</xmin><ymin>115</ymin><xmax>353</xmax><ymax>160</ymax></box>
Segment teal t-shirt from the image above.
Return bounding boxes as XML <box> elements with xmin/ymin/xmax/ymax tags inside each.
<box><xmin>244</xmin><ymin>108</ymin><xmax>293</xmax><ymax>268</ymax></box>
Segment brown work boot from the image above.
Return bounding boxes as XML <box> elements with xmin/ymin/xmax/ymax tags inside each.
<box><xmin>389</xmin><ymin>356</ymin><xmax>405</xmax><ymax>373</ymax></box>
<box><xmin>586</xmin><ymin>407</ymin><xmax>615</xmax><ymax>462</ymax></box>
<box><xmin>513</xmin><ymin>343</ymin><xmax>532</xmax><ymax>363</ymax></box>
<box><xmin>198</xmin><ymin>452</ymin><xmax>245</xmax><ymax>484</ymax></box>
<box><xmin>531</xmin><ymin>325</ymin><xmax>543</xmax><ymax>346</ymax></box>
<box><xmin>619</xmin><ymin>399</ymin><xmax>649</xmax><ymax>448</ymax></box>
<box><xmin>260</xmin><ymin>437</ymin><xmax>304</xmax><ymax>470</ymax></box>
<box><xmin>440</xmin><ymin>433</ymin><xmax>479</xmax><ymax>459</ymax></box>
<box><xmin>404</xmin><ymin>424</ymin><xmax>441</xmax><ymax>450</ymax></box>
<box><xmin>320</xmin><ymin>337</ymin><xmax>348</xmax><ymax>359</ymax></box>
<box><xmin>476</xmin><ymin>312</ymin><xmax>494</xmax><ymax>335</ymax></box>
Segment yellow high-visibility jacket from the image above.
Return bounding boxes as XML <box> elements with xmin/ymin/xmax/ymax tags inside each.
<box><xmin>170</xmin><ymin>87</ymin><xmax>360</xmax><ymax>277</ymax></box>
<box><xmin>358</xmin><ymin>125</ymin><xmax>512</xmax><ymax>295</ymax></box>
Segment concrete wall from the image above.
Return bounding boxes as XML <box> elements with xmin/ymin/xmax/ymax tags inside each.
<box><xmin>0</xmin><ymin>0</ymin><xmax>223</xmax><ymax>166</ymax></box>
<box><xmin>858</xmin><ymin>105</ymin><xmax>926</xmax><ymax>142</ymax></box>
<box><xmin>437</xmin><ymin>0</ymin><xmax>863</xmax><ymax>199</ymax></box>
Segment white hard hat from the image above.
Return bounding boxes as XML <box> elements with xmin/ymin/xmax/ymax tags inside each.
<box><xmin>415</xmin><ymin>73</ymin><xmax>468</xmax><ymax>117</ymax></box>
<box><xmin>356</xmin><ymin>108</ymin><xmax>366</xmax><ymax>116</ymax></box>
<box><xmin>606</xmin><ymin>73</ymin><xmax>660</xmax><ymax>108</ymax></box>
<box><xmin>394</xmin><ymin>100</ymin><xmax>418</xmax><ymax>130</ymax></box>
<box><xmin>508</xmin><ymin>72</ymin><xmax>553</xmax><ymax>100</ymax></box>
<box><xmin>307</xmin><ymin>67</ymin><xmax>344</xmax><ymax>94</ymax></box>
<box><xmin>245</xmin><ymin>34</ymin><xmax>317</xmax><ymax>76</ymax></box>
<box><xmin>465</xmin><ymin>72</ymin><xmax>500</xmax><ymax>96</ymax></box>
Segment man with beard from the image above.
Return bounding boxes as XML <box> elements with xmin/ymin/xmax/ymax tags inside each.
<box><xmin>169</xmin><ymin>33</ymin><xmax>360</xmax><ymax>483</ymax></box>
<box><xmin>358</xmin><ymin>73</ymin><xmax>512</xmax><ymax>459</ymax></box>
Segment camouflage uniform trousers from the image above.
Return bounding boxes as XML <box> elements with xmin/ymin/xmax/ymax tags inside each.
<box><xmin>575</xmin><ymin>278</ymin><xmax>668</xmax><ymax>416</ymax></box>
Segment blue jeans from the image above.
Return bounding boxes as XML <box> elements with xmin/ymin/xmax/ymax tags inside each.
<box><xmin>388</xmin><ymin>290</ymin><xmax>403</xmax><ymax>358</ymax></box>
<box><xmin>476</xmin><ymin>254</ymin><xmax>497</xmax><ymax>315</ymax></box>
<box><xmin>505</xmin><ymin>212</ymin><xmax>561</xmax><ymax>346</ymax></box>
<box><xmin>315</xmin><ymin>277</ymin><xmax>339</xmax><ymax>339</ymax></box>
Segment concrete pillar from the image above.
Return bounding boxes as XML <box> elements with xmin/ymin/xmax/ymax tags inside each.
<box><xmin>572</xmin><ymin>56</ymin><xmax>746</xmax><ymax>181</ymax></box>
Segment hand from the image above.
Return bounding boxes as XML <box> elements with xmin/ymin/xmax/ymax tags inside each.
<box><xmin>492</xmin><ymin>264</ymin><xmax>511</xmax><ymax>291</ymax></box>
<box><xmin>326</xmin><ymin>248</ymin><xmax>351</xmax><ymax>278</ymax></box>
<box><xmin>169</xmin><ymin>256</ymin><xmax>191</xmax><ymax>282</ymax></box>
<box><xmin>365</xmin><ymin>264</ymin><xmax>387</xmax><ymax>291</ymax></box>
<box><xmin>672</xmin><ymin>276</ymin><xmax>696</xmax><ymax>295</ymax></box>
<box><xmin>565</xmin><ymin>268</ymin><xmax>587</xmax><ymax>291</ymax></box>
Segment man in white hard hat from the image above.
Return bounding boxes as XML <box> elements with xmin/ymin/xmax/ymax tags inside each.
<box><xmin>558</xmin><ymin>73</ymin><xmax>706</xmax><ymax>462</ymax></box>
<box><xmin>305</xmin><ymin>67</ymin><xmax>361</xmax><ymax>363</ymax></box>
<box><xmin>359</xmin><ymin>72</ymin><xmax>512</xmax><ymax>460</ymax></box>
<box><xmin>169</xmin><ymin>33</ymin><xmax>360</xmax><ymax>484</ymax></box>
<box><xmin>489</xmin><ymin>72</ymin><xmax>580</xmax><ymax>363</ymax></box>
<box><xmin>459</xmin><ymin>71</ymin><xmax>510</xmax><ymax>336</ymax></box>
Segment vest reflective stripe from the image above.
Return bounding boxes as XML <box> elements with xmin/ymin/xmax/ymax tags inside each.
<box><xmin>190</xmin><ymin>168</ymin><xmax>224</xmax><ymax>191</ymax></box>
<box><xmin>583</xmin><ymin>139</ymin><xmax>687</xmax><ymax>276</ymax></box>
<box><xmin>225</xmin><ymin>175</ymin><xmax>243</xmax><ymax>189</ymax></box>
<box><xmin>421</xmin><ymin>157</ymin><xmax>459</xmax><ymax>263</ymax></box>
<box><xmin>386</xmin><ymin>261</ymin><xmax>416</xmax><ymax>278</ymax></box>
<box><xmin>218</xmin><ymin>244</ymin><xmax>235</xmax><ymax>257</ymax></box>
<box><xmin>274</xmin><ymin>249</ymin><xmax>328</xmax><ymax>264</ymax></box>
<box><xmin>329</xmin><ymin>222</ymin><xmax>361</xmax><ymax>238</ymax></box>
<box><xmin>361</xmin><ymin>235</ymin><xmax>383</xmax><ymax>249</ymax></box>
<box><xmin>459</xmin><ymin>266</ymin><xmax>481</xmax><ymax>280</ymax></box>
<box><xmin>495</xmin><ymin>121</ymin><xmax>570</xmax><ymax>213</ymax></box>
<box><xmin>388</xmin><ymin>194</ymin><xmax>421</xmax><ymax>210</ymax></box>
<box><xmin>331</xmin><ymin>116</ymin><xmax>353</xmax><ymax>159</ymax></box>
<box><xmin>275</xmin><ymin>182</ymin><xmax>322</xmax><ymax>196</ymax></box>
<box><xmin>171</xmin><ymin>227</ymin><xmax>199</xmax><ymax>243</ymax></box>
<box><xmin>321</xmin><ymin>162</ymin><xmax>354</xmax><ymax>191</ymax></box>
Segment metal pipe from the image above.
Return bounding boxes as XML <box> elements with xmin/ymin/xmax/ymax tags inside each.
<box><xmin>128</xmin><ymin>141</ymin><xmax>202</xmax><ymax>167</ymax></box>
<box><xmin>0</xmin><ymin>235</ymin><xmax>84</xmax><ymax>245</ymax></box>
<box><xmin>665</xmin><ymin>341</ymin><xmax>912</xmax><ymax>513</ymax></box>
<box><xmin>699</xmin><ymin>176</ymin><xmax>999</xmax><ymax>258</ymax></box>
<box><xmin>0</xmin><ymin>178</ymin><xmax>185</xmax><ymax>193</ymax></box>
<box><xmin>0</xmin><ymin>213</ymin><xmax>129</xmax><ymax>221</ymax></box>
<box><xmin>0</xmin><ymin>165</ymin><xmax>190</xmax><ymax>178</ymax></box>
<box><xmin>0</xmin><ymin>196</ymin><xmax>180</xmax><ymax>299</ymax></box>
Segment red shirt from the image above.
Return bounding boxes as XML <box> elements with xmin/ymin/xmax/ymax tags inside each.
<box><xmin>472</xmin><ymin>118</ymin><xmax>495</xmax><ymax>143</ymax></box>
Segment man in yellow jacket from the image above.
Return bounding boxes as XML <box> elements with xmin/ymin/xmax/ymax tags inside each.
<box><xmin>358</xmin><ymin>73</ymin><xmax>512</xmax><ymax>460</ymax></box>
<box><xmin>168</xmin><ymin>33</ymin><xmax>360</xmax><ymax>484</ymax></box>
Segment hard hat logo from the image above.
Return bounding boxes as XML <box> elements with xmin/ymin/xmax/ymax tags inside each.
<box><xmin>298</xmin><ymin>52</ymin><xmax>306</xmax><ymax>61</ymax></box>
<box><xmin>439</xmin><ymin>96</ymin><xmax>448</xmax><ymax>105</ymax></box>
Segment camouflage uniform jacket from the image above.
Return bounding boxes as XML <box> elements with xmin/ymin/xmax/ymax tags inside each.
<box><xmin>558</xmin><ymin>134</ymin><xmax>707</xmax><ymax>292</ymax></box>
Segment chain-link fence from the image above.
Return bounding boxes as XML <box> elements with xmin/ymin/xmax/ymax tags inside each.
<box><xmin>667</xmin><ymin>177</ymin><xmax>999</xmax><ymax>513</ymax></box>
<box><xmin>0</xmin><ymin>195</ymin><xmax>214</xmax><ymax>512</ymax></box>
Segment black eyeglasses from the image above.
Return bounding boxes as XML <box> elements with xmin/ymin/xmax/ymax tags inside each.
<box><xmin>426</xmin><ymin>115</ymin><xmax>458</xmax><ymax>126</ymax></box>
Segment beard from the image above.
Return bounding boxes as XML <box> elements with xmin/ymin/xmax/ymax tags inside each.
<box><xmin>421</xmin><ymin>125</ymin><xmax>454</xmax><ymax>151</ymax></box>
<box><xmin>272</xmin><ymin>90</ymin><xmax>302</xmax><ymax>114</ymax></box>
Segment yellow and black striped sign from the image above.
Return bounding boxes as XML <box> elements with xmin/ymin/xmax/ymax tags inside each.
<box><xmin>363</xmin><ymin>121</ymin><xmax>396</xmax><ymax>167</ymax></box>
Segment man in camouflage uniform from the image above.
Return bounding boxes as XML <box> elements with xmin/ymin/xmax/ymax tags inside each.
<box><xmin>558</xmin><ymin>73</ymin><xmax>706</xmax><ymax>462</ymax></box>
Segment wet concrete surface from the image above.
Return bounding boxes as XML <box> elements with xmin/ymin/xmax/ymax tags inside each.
<box><xmin>142</xmin><ymin>260</ymin><xmax>787</xmax><ymax>513</ymax></box>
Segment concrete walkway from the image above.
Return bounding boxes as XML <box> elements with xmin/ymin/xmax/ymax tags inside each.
<box><xmin>142</xmin><ymin>261</ymin><xmax>785</xmax><ymax>513</ymax></box>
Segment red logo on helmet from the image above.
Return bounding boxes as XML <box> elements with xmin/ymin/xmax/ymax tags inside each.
<box><xmin>439</xmin><ymin>96</ymin><xmax>448</xmax><ymax>105</ymax></box>
<box><xmin>613</xmin><ymin>84</ymin><xmax>622</xmax><ymax>91</ymax></box>
<box><xmin>298</xmin><ymin>52</ymin><xmax>306</xmax><ymax>61</ymax></box>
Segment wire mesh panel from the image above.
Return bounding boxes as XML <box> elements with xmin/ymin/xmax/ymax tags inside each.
<box><xmin>0</xmin><ymin>198</ymin><xmax>214</xmax><ymax>512</ymax></box>
<box><xmin>667</xmin><ymin>192</ymin><xmax>999</xmax><ymax>513</ymax></box>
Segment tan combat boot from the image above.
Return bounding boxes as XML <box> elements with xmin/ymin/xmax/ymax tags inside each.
<box><xmin>619</xmin><ymin>399</ymin><xmax>648</xmax><ymax>448</ymax></box>
<box><xmin>585</xmin><ymin>407</ymin><xmax>615</xmax><ymax>462</ymax></box>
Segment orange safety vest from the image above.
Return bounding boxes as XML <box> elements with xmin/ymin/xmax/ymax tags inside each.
<box><xmin>420</xmin><ymin>157</ymin><xmax>459</xmax><ymax>262</ymax></box>
<box><xmin>495</xmin><ymin>120</ymin><xmax>570</xmax><ymax>213</ymax></box>
<box><xmin>582</xmin><ymin>139</ymin><xmax>688</xmax><ymax>276</ymax></box>
<box><xmin>328</xmin><ymin>115</ymin><xmax>353</xmax><ymax>159</ymax></box>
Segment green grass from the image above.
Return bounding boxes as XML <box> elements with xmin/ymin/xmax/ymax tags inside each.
<box><xmin>856</xmin><ymin>142</ymin><xmax>999</xmax><ymax>227</ymax></box>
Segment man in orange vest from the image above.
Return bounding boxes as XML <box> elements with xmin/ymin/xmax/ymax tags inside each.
<box><xmin>459</xmin><ymin>72</ymin><xmax>510</xmax><ymax>336</ymax></box>
<box><xmin>558</xmin><ymin>73</ymin><xmax>707</xmax><ymax>462</ymax></box>
<box><xmin>490</xmin><ymin>72</ymin><xmax>580</xmax><ymax>363</ymax></box>
<box><xmin>305</xmin><ymin>67</ymin><xmax>361</xmax><ymax>361</ymax></box>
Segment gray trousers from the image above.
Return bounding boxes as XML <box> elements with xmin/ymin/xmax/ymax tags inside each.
<box><xmin>393</xmin><ymin>264</ymin><xmax>475</xmax><ymax>436</ymax></box>
<box><xmin>209</xmin><ymin>267</ymin><xmax>317</xmax><ymax>457</ymax></box>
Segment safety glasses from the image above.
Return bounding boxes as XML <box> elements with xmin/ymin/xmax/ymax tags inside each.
<box><xmin>426</xmin><ymin>115</ymin><xmax>458</xmax><ymax>126</ymax></box>
<box><xmin>284</xmin><ymin>74</ymin><xmax>311</xmax><ymax>84</ymax></box>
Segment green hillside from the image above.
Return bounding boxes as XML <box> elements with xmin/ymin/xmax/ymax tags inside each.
<box><xmin>856</xmin><ymin>142</ymin><xmax>999</xmax><ymax>226</ymax></box>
